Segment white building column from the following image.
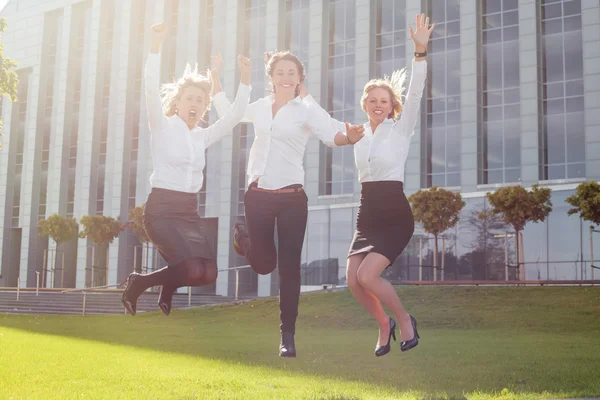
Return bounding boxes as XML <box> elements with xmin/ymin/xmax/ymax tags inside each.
<box><xmin>519</xmin><ymin>0</ymin><xmax>540</xmax><ymax>187</ymax></box>
<box><xmin>214</xmin><ymin>0</ymin><xmax>240</xmax><ymax>297</ymax></box>
<box><xmin>582</xmin><ymin>0</ymin><xmax>600</xmax><ymax>181</ymax></box>
<box><xmin>104</xmin><ymin>0</ymin><xmax>133</xmax><ymax>287</ymax></box>
<box><xmin>460</xmin><ymin>0</ymin><xmax>478</xmax><ymax>192</ymax></box>
<box><xmin>404</xmin><ymin>0</ymin><xmax>423</xmax><ymax>193</ymax></box>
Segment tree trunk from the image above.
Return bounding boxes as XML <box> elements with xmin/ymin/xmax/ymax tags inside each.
<box><xmin>515</xmin><ymin>229</ymin><xmax>520</xmax><ymax>280</ymax></box>
<box><xmin>434</xmin><ymin>234</ymin><xmax>438</xmax><ymax>281</ymax></box>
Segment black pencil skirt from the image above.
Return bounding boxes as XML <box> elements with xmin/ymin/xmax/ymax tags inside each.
<box><xmin>348</xmin><ymin>181</ymin><xmax>415</xmax><ymax>265</ymax></box>
<box><xmin>142</xmin><ymin>187</ymin><xmax>215</xmax><ymax>266</ymax></box>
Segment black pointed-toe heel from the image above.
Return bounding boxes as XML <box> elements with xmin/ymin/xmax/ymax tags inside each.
<box><xmin>158</xmin><ymin>287</ymin><xmax>172</xmax><ymax>316</ymax></box>
<box><xmin>121</xmin><ymin>273</ymin><xmax>140</xmax><ymax>316</ymax></box>
<box><xmin>158</xmin><ymin>301</ymin><xmax>171</xmax><ymax>316</ymax></box>
<box><xmin>279</xmin><ymin>332</ymin><xmax>296</xmax><ymax>358</ymax></box>
<box><xmin>375</xmin><ymin>318</ymin><xmax>396</xmax><ymax>357</ymax></box>
<box><xmin>400</xmin><ymin>315</ymin><xmax>420</xmax><ymax>352</ymax></box>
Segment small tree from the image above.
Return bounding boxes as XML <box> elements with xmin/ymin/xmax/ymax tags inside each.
<box><xmin>0</xmin><ymin>17</ymin><xmax>20</xmax><ymax>150</ymax></box>
<box><xmin>79</xmin><ymin>215</ymin><xmax>123</xmax><ymax>286</ymax></box>
<box><xmin>484</xmin><ymin>184</ymin><xmax>552</xmax><ymax>279</ymax></box>
<box><xmin>409</xmin><ymin>186</ymin><xmax>466</xmax><ymax>280</ymax></box>
<box><xmin>38</xmin><ymin>214</ymin><xmax>79</xmax><ymax>287</ymax></box>
<box><xmin>124</xmin><ymin>204</ymin><xmax>149</xmax><ymax>274</ymax></box>
<box><xmin>125</xmin><ymin>204</ymin><xmax>149</xmax><ymax>243</ymax></box>
<box><xmin>565</xmin><ymin>180</ymin><xmax>600</xmax><ymax>227</ymax></box>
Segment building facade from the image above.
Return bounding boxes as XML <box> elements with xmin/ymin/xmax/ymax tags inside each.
<box><xmin>0</xmin><ymin>0</ymin><xmax>599</xmax><ymax>296</ymax></box>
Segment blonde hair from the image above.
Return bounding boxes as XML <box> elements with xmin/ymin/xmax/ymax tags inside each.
<box><xmin>360</xmin><ymin>68</ymin><xmax>407</xmax><ymax>120</ymax></box>
<box><xmin>160</xmin><ymin>63</ymin><xmax>212</xmax><ymax>117</ymax></box>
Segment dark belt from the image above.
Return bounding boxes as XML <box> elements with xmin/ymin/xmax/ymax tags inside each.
<box><xmin>248</xmin><ymin>181</ymin><xmax>303</xmax><ymax>194</ymax></box>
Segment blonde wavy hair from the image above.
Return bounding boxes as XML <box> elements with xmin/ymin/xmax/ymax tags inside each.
<box><xmin>160</xmin><ymin>63</ymin><xmax>212</xmax><ymax>118</ymax></box>
<box><xmin>360</xmin><ymin>68</ymin><xmax>408</xmax><ymax>121</ymax></box>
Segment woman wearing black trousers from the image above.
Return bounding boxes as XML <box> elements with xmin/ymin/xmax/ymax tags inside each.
<box><xmin>212</xmin><ymin>51</ymin><xmax>364</xmax><ymax>357</ymax></box>
<box><xmin>121</xmin><ymin>23</ymin><xmax>251</xmax><ymax>316</ymax></box>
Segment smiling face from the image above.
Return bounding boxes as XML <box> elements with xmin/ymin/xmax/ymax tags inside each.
<box><xmin>270</xmin><ymin>59</ymin><xmax>301</xmax><ymax>96</ymax></box>
<box><xmin>174</xmin><ymin>85</ymin><xmax>209</xmax><ymax>129</ymax></box>
<box><xmin>364</xmin><ymin>87</ymin><xmax>394</xmax><ymax>125</ymax></box>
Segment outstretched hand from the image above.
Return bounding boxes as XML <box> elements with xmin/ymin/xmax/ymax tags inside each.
<box><xmin>345</xmin><ymin>122</ymin><xmax>365</xmax><ymax>145</ymax></box>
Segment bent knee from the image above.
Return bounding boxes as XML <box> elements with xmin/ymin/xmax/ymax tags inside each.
<box><xmin>356</xmin><ymin>269</ymin><xmax>376</xmax><ymax>288</ymax></box>
<box><xmin>202</xmin><ymin>263</ymin><xmax>218</xmax><ymax>285</ymax></box>
<box><xmin>250</xmin><ymin>258</ymin><xmax>277</xmax><ymax>275</ymax></box>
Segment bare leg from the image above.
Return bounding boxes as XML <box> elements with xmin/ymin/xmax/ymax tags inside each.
<box><xmin>356</xmin><ymin>252</ymin><xmax>414</xmax><ymax>341</ymax></box>
<box><xmin>347</xmin><ymin>254</ymin><xmax>392</xmax><ymax>346</ymax></box>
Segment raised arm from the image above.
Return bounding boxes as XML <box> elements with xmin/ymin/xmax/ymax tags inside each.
<box><xmin>397</xmin><ymin>14</ymin><xmax>434</xmax><ymax>138</ymax></box>
<box><xmin>211</xmin><ymin>53</ymin><xmax>256</xmax><ymax>123</ymax></box>
<box><xmin>145</xmin><ymin>23</ymin><xmax>168</xmax><ymax>133</ymax></box>
<box><xmin>204</xmin><ymin>55</ymin><xmax>252</xmax><ymax>148</ymax></box>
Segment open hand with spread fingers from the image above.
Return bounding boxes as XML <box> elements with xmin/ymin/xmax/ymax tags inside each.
<box><xmin>409</xmin><ymin>14</ymin><xmax>435</xmax><ymax>54</ymax></box>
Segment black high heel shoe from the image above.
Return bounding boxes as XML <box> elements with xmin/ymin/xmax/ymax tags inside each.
<box><xmin>375</xmin><ymin>318</ymin><xmax>396</xmax><ymax>357</ymax></box>
<box><xmin>158</xmin><ymin>286</ymin><xmax>172</xmax><ymax>316</ymax></box>
<box><xmin>400</xmin><ymin>315</ymin><xmax>420</xmax><ymax>352</ymax></box>
<box><xmin>121</xmin><ymin>273</ymin><xmax>140</xmax><ymax>316</ymax></box>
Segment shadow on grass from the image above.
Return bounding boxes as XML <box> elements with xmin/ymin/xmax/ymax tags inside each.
<box><xmin>2</xmin><ymin>286</ymin><xmax>600</xmax><ymax>399</ymax></box>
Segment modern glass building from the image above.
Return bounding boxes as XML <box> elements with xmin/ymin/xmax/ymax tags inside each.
<box><xmin>0</xmin><ymin>0</ymin><xmax>599</xmax><ymax>297</ymax></box>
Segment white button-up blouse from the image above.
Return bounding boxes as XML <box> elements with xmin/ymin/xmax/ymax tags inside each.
<box><xmin>212</xmin><ymin>92</ymin><xmax>346</xmax><ymax>190</ymax></box>
<box><xmin>145</xmin><ymin>53</ymin><xmax>251</xmax><ymax>193</ymax></box>
<box><xmin>353</xmin><ymin>60</ymin><xmax>427</xmax><ymax>184</ymax></box>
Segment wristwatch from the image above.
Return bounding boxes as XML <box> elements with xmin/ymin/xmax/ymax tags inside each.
<box><xmin>414</xmin><ymin>50</ymin><xmax>427</xmax><ymax>57</ymax></box>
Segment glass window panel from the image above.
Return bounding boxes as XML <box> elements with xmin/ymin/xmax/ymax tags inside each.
<box><xmin>544</xmin><ymin>98</ymin><xmax>564</xmax><ymax>114</ymax></box>
<box><xmin>486</xmin><ymin>124</ymin><xmax>504</xmax><ymax>169</ymax></box>
<box><xmin>543</xmin><ymin>19</ymin><xmax>563</xmax><ymax>35</ymax></box>
<box><xmin>503</xmin><ymin>26</ymin><xmax>519</xmax><ymax>41</ymax></box>
<box><xmin>543</xmin><ymin>38</ymin><xmax>564</xmax><ymax>82</ymax></box>
<box><xmin>542</xmin><ymin>3</ymin><xmax>562</xmax><ymax>19</ymax></box>
<box><xmin>504</xmin><ymin>104</ymin><xmax>521</xmax><ymax>120</ymax></box>
<box><xmin>447</xmin><ymin>0</ymin><xmax>460</xmax><ymax>20</ymax></box>
<box><xmin>484</xmin><ymin>0</ymin><xmax>501</xmax><ymax>14</ymax></box>
<box><xmin>564</xmin><ymin>32</ymin><xmax>583</xmax><ymax>79</ymax></box>
<box><xmin>503</xmin><ymin>0</ymin><xmax>518</xmax><ymax>11</ymax></box>
<box><xmin>504</xmin><ymin>10</ymin><xmax>518</xmax><ymax>26</ymax></box>
<box><xmin>565</xmin><ymin>80</ymin><xmax>584</xmax><ymax>96</ymax></box>
<box><xmin>563</xmin><ymin>0</ymin><xmax>581</xmax><ymax>17</ymax></box>
<box><xmin>504</xmin><ymin>88</ymin><xmax>520</xmax><ymax>103</ymax></box>
<box><xmin>545</xmin><ymin>82</ymin><xmax>564</xmax><ymax>99</ymax></box>
<box><xmin>564</xmin><ymin>15</ymin><xmax>582</xmax><ymax>32</ymax></box>
<box><xmin>567</xmin><ymin>163</ymin><xmax>586</xmax><ymax>178</ymax></box>
<box><xmin>566</xmin><ymin>96</ymin><xmax>584</xmax><ymax>113</ymax></box>
<box><xmin>548</xmin><ymin>164</ymin><xmax>565</xmax><ymax>180</ymax></box>
<box><xmin>545</xmin><ymin>114</ymin><xmax>565</xmax><ymax>164</ymax></box>
<box><xmin>486</xmin><ymin>169</ymin><xmax>503</xmax><ymax>184</ymax></box>
<box><xmin>484</xmin><ymin>28</ymin><xmax>502</xmax><ymax>43</ymax></box>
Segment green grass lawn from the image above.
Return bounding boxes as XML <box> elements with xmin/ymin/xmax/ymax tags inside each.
<box><xmin>1</xmin><ymin>286</ymin><xmax>599</xmax><ymax>399</ymax></box>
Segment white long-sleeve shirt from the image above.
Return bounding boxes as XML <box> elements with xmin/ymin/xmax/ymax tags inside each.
<box><xmin>354</xmin><ymin>60</ymin><xmax>427</xmax><ymax>183</ymax></box>
<box><xmin>212</xmin><ymin>92</ymin><xmax>346</xmax><ymax>190</ymax></box>
<box><xmin>145</xmin><ymin>53</ymin><xmax>250</xmax><ymax>193</ymax></box>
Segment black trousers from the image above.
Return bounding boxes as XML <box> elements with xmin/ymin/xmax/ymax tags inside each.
<box><xmin>243</xmin><ymin>185</ymin><xmax>308</xmax><ymax>335</ymax></box>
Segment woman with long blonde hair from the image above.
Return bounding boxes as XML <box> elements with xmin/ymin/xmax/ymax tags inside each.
<box><xmin>121</xmin><ymin>22</ymin><xmax>252</xmax><ymax>316</ymax></box>
<box><xmin>315</xmin><ymin>14</ymin><xmax>434</xmax><ymax>356</ymax></box>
